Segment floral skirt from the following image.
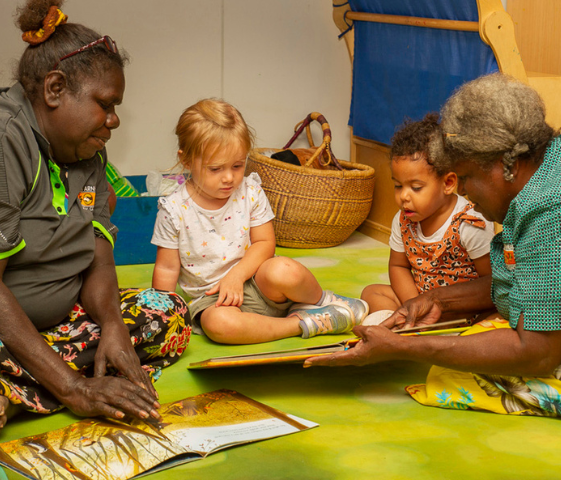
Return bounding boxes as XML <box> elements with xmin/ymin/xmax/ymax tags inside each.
<box><xmin>406</xmin><ymin>319</ymin><xmax>561</xmax><ymax>416</ymax></box>
<box><xmin>0</xmin><ymin>288</ymin><xmax>191</xmax><ymax>414</ymax></box>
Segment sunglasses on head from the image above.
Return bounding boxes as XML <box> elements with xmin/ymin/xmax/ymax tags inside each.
<box><xmin>52</xmin><ymin>35</ymin><xmax>118</xmax><ymax>70</ymax></box>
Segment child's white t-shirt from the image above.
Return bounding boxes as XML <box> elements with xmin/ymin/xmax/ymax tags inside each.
<box><xmin>388</xmin><ymin>195</ymin><xmax>495</xmax><ymax>259</ymax></box>
<box><xmin>151</xmin><ymin>172</ymin><xmax>275</xmax><ymax>299</ymax></box>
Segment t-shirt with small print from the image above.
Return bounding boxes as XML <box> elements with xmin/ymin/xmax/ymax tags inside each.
<box><xmin>151</xmin><ymin>172</ymin><xmax>275</xmax><ymax>300</ymax></box>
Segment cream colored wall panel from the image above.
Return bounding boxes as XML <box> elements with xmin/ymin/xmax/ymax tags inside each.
<box><xmin>0</xmin><ymin>3</ymin><xmax>26</xmax><ymax>86</ymax></box>
<box><xmin>64</xmin><ymin>0</ymin><xmax>223</xmax><ymax>174</ymax></box>
<box><xmin>0</xmin><ymin>0</ymin><xmax>223</xmax><ymax>175</ymax></box>
<box><xmin>223</xmin><ymin>0</ymin><xmax>352</xmax><ymax>160</ymax></box>
<box><xmin>1</xmin><ymin>1</ymin><xmax>351</xmax><ymax>174</ymax></box>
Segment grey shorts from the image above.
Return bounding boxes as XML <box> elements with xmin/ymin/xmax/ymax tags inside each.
<box><xmin>188</xmin><ymin>277</ymin><xmax>293</xmax><ymax>335</ymax></box>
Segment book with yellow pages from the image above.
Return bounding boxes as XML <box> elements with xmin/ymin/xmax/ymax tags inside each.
<box><xmin>0</xmin><ymin>389</ymin><xmax>317</xmax><ymax>480</ymax></box>
<box><xmin>188</xmin><ymin>320</ymin><xmax>470</xmax><ymax>369</ymax></box>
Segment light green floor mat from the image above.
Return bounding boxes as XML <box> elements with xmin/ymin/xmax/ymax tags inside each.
<box><xmin>2</xmin><ymin>232</ymin><xmax>560</xmax><ymax>480</ymax></box>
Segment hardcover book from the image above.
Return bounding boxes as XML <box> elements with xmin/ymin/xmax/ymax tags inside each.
<box><xmin>188</xmin><ymin>320</ymin><xmax>470</xmax><ymax>369</ymax></box>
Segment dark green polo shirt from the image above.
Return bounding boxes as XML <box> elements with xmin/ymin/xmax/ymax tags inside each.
<box><xmin>0</xmin><ymin>83</ymin><xmax>118</xmax><ymax>329</ymax></box>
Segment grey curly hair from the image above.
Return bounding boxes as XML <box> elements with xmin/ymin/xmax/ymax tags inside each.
<box><xmin>429</xmin><ymin>73</ymin><xmax>555</xmax><ymax>182</ymax></box>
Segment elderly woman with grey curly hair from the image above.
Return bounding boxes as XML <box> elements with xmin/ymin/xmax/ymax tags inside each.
<box><xmin>306</xmin><ymin>73</ymin><xmax>561</xmax><ymax>417</ymax></box>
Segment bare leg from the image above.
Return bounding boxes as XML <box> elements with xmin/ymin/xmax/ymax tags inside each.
<box><xmin>201</xmin><ymin>306</ymin><xmax>301</xmax><ymax>344</ymax></box>
<box><xmin>361</xmin><ymin>284</ymin><xmax>401</xmax><ymax>313</ymax></box>
<box><xmin>254</xmin><ymin>257</ymin><xmax>323</xmax><ymax>304</ymax></box>
<box><xmin>201</xmin><ymin>256</ymin><xmax>341</xmax><ymax>344</ymax></box>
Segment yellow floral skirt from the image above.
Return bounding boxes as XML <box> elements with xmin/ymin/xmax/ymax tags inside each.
<box><xmin>406</xmin><ymin>319</ymin><xmax>561</xmax><ymax>416</ymax></box>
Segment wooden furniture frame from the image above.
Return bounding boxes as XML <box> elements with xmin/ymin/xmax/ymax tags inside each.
<box><xmin>333</xmin><ymin>0</ymin><xmax>561</xmax><ymax>243</ymax></box>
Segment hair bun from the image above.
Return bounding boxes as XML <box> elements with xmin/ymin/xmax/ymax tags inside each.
<box><xmin>21</xmin><ymin>4</ymin><xmax>67</xmax><ymax>45</ymax></box>
<box><xmin>16</xmin><ymin>0</ymin><xmax>62</xmax><ymax>31</ymax></box>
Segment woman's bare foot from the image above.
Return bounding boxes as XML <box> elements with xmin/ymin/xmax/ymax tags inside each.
<box><xmin>0</xmin><ymin>396</ymin><xmax>18</xmax><ymax>428</ymax></box>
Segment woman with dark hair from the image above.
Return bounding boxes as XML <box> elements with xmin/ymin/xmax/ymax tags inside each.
<box><xmin>306</xmin><ymin>73</ymin><xmax>561</xmax><ymax>417</ymax></box>
<box><xmin>0</xmin><ymin>0</ymin><xmax>190</xmax><ymax>428</ymax></box>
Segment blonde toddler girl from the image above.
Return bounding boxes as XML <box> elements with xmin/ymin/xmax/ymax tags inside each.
<box><xmin>151</xmin><ymin>99</ymin><xmax>368</xmax><ymax>344</ymax></box>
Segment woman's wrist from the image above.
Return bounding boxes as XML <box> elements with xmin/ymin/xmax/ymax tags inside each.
<box><xmin>38</xmin><ymin>363</ymin><xmax>84</xmax><ymax>405</ymax></box>
<box><xmin>424</xmin><ymin>277</ymin><xmax>492</xmax><ymax>317</ymax></box>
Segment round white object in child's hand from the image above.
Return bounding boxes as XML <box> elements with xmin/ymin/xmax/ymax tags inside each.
<box><xmin>362</xmin><ymin>310</ymin><xmax>394</xmax><ymax>326</ymax></box>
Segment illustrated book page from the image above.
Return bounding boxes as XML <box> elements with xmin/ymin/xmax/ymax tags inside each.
<box><xmin>0</xmin><ymin>389</ymin><xmax>317</xmax><ymax>480</ymax></box>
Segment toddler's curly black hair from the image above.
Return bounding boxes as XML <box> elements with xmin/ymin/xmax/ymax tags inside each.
<box><xmin>390</xmin><ymin>113</ymin><xmax>447</xmax><ymax>176</ymax></box>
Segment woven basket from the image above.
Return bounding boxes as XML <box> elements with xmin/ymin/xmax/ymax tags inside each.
<box><xmin>246</xmin><ymin>113</ymin><xmax>375</xmax><ymax>248</ymax></box>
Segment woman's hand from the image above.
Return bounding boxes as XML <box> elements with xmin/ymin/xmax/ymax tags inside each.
<box><xmin>81</xmin><ymin>237</ymin><xmax>159</xmax><ymax>401</ymax></box>
<box><xmin>381</xmin><ymin>293</ymin><xmax>443</xmax><ymax>331</ymax></box>
<box><xmin>60</xmin><ymin>374</ymin><xmax>161</xmax><ymax>421</ymax></box>
<box><xmin>94</xmin><ymin>321</ymin><xmax>158</xmax><ymax>399</ymax></box>
<box><xmin>306</xmin><ymin>316</ymin><xmax>561</xmax><ymax>377</ymax></box>
<box><xmin>381</xmin><ymin>277</ymin><xmax>494</xmax><ymax>331</ymax></box>
<box><xmin>205</xmin><ymin>270</ymin><xmax>245</xmax><ymax>307</ymax></box>
<box><xmin>304</xmin><ymin>325</ymin><xmax>403</xmax><ymax>368</ymax></box>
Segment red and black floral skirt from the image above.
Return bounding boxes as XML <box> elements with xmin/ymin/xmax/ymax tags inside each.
<box><xmin>0</xmin><ymin>288</ymin><xmax>191</xmax><ymax>414</ymax></box>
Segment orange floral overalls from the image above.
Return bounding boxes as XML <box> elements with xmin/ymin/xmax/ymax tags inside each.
<box><xmin>400</xmin><ymin>202</ymin><xmax>487</xmax><ymax>293</ymax></box>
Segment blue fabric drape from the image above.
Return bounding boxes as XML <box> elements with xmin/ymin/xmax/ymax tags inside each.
<box><xmin>348</xmin><ymin>0</ymin><xmax>499</xmax><ymax>144</ymax></box>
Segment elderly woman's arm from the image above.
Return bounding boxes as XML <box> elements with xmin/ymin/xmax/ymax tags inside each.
<box><xmin>381</xmin><ymin>275</ymin><xmax>496</xmax><ymax>330</ymax></box>
<box><xmin>305</xmin><ymin>317</ymin><xmax>561</xmax><ymax>377</ymax></box>
<box><xmin>0</xmin><ymin>258</ymin><xmax>160</xmax><ymax>420</ymax></box>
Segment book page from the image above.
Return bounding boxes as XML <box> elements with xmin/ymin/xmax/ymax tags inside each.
<box><xmin>148</xmin><ymin>390</ymin><xmax>316</xmax><ymax>454</ymax></box>
<box><xmin>0</xmin><ymin>418</ymin><xmax>188</xmax><ymax>480</ymax></box>
<box><xmin>169</xmin><ymin>415</ymin><xmax>316</xmax><ymax>455</ymax></box>
<box><xmin>188</xmin><ymin>341</ymin><xmax>351</xmax><ymax>369</ymax></box>
<box><xmin>198</xmin><ymin>345</ymin><xmax>346</xmax><ymax>367</ymax></box>
<box><xmin>0</xmin><ymin>390</ymin><xmax>317</xmax><ymax>480</ymax></box>
<box><xmin>188</xmin><ymin>321</ymin><xmax>472</xmax><ymax>369</ymax></box>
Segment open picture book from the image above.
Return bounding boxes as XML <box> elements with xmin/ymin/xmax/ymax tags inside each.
<box><xmin>0</xmin><ymin>389</ymin><xmax>317</xmax><ymax>480</ymax></box>
<box><xmin>188</xmin><ymin>320</ymin><xmax>471</xmax><ymax>369</ymax></box>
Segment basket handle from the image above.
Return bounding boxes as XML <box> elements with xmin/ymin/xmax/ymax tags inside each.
<box><xmin>282</xmin><ymin>112</ymin><xmax>343</xmax><ymax>170</ymax></box>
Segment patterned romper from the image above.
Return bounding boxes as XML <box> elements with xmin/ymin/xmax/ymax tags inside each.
<box><xmin>400</xmin><ymin>202</ymin><xmax>487</xmax><ymax>293</ymax></box>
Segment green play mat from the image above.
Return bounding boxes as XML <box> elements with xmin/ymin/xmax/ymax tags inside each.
<box><xmin>1</xmin><ymin>233</ymin><xmax>559</xmax><ymax>479</ymax></box>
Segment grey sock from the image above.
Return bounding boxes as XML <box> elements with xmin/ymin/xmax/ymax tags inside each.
<box><xmin>315</xmin><ymin>290</ymin><xmax>326</xmax><ymax>306</ymax></box>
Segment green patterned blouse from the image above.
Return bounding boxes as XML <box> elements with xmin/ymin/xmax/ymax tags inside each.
<box><xmin>491</xmin><ymin>136</ymin><xmax>561</xmax><ymax>331</ymax></box>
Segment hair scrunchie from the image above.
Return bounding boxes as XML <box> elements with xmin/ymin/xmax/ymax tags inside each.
<box><xmin>22</xmin><ymin>6</ymin><xmax>68</xmax><ymax>45</ymax></box>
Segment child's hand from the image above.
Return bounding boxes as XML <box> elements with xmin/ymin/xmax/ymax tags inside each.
<box><xmin>205</xmin><ymin>272</ymin><xmax>245</xmax><ymax>307</ymax></box>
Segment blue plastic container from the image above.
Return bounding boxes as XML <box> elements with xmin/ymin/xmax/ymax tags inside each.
<box><xmin>112</xmin><ymin>175</ymin><xmax>159</xmax><ymax>265</ymax></box>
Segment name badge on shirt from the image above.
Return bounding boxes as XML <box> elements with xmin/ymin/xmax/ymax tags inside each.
<box><xmin>503</xmin><ymin>244</ymin><xmax>516</xmax><ymax>271</ymax></box>
<box><xmin>78</xmin><ymin>185</ymin><xmax>96</xmax><ymax>212</ymax></box>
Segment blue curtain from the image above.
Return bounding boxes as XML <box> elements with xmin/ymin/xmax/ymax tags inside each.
<box><xmin>348</xmin><ymin>0</ymin><xmax>498</xmax><ymax>144</ymax></box>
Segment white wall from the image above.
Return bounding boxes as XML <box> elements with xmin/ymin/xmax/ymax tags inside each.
<box><xmin>0</xmin><ymin>0</ymin><xmax>352</xmax><ymax>175</ymax></box>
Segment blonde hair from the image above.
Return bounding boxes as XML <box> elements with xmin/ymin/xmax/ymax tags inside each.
<box><xmin>175</xmin><ymin>98</ymin><xmax>254</xmax><ymax>170</ymax></box>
